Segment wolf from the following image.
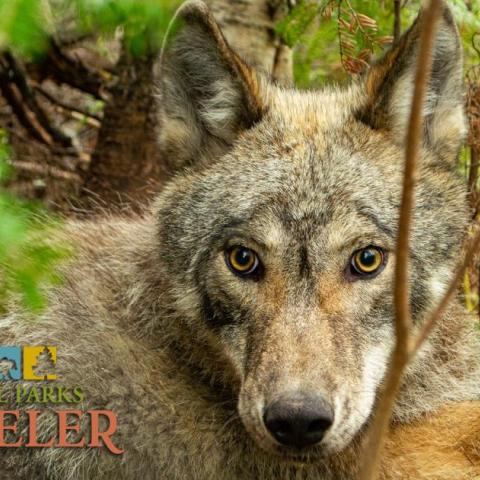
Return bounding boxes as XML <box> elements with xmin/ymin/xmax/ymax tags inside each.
<box><xmin>0</xmin><ymin>1</ymin><xmax>479</xmax><ymax>479</ymax></box>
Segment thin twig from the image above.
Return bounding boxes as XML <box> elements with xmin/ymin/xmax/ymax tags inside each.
<box><xmin>10</xmin><ymin>160</ymin><xmax>82</xmax><ymax>182</ymax></box>
<box><xmin>337</xmin><ymin>0</ymin><xmax>346</xmax><ymax>70</ymax></box>
<box><xmin>0</xmin><ymin>52</ymin><xmax>73</xmax><ymax>148</ymax></box>
<box><xmin>358</xmin><ymin>1</ymin><xmax>442</xmax><ymax>479</ymax></box>
<box><xmin>0</xmin><ymin>62</ymin><xmax>54</xmax><ymax>146</ymax></box>
<box><xmin>34</xmin><ymin>84</ymin><xmax>102</xmax><ymax>127</ymax></box>
<box><xmin>468</xmin><ymin>147</ymin><xmax>479</xmax><ymax>212</ymax></box>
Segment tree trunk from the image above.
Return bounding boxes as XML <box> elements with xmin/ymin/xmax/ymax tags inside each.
<box><xmin>208</xmin><ymin>0</ymin><xmax>293</xmax><ymax>84</ymax></box>
<box><xmin>81</xmin><ymin>48</ymin><xmax>165</xmax><ymax>212</ymax></box>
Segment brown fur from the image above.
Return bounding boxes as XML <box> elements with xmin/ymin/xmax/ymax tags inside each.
<box><xmin>383</xmin><ymin>401</ymin><xmax>480</xmax><ymax>479</ymax></box>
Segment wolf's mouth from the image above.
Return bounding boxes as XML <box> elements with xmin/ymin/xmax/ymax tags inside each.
<box><xmin>248</xmin><ymin>428</ymin><xmax>329</xmax><ymax>464</ymax></box>
<box><xmin>277</xmin><ymin>456</ymin><xmax>321</xmax><ymax>466</ymax></box>
<box><xmin>263</xmin><ymin>444</ymin><xmax>329</xmax><ymax>465</ymax></box>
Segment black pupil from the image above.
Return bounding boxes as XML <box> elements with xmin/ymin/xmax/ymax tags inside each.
<box><xmin>360</xmin><ymin>249</ymin><xmax>377</xmax><ymax>266</ymax></box>
<box><xmin>235</xmin><ymin>248</ymin><xmax>252</xmax><ymax>267</ymax></box>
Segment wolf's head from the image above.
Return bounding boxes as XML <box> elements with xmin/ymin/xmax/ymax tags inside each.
<box><xmin>155</xmin><ymin>0</ymin><xmax>468</xmax><ymax>461</ymax></box>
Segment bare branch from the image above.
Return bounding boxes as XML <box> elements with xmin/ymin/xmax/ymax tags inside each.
<box><xmin>10</xmin><ymin>160</ymin><xmax>82</xmax><ymax>182</ymax></box>
<box><xmin>0</xmin><ymin>52</ymin><xmax>73</xmax><ymax>149</ymax></box>
<box><xmin>358</xmin><ymin>1</ymin><xmax>442</xmax><ymax>479</ymax></box>
<box><xmin>0</xmin><ymin>67</ymin><xmax>54</xmax><ymax>146</ymax></box>
<box><xmin>468</xmin><ymin>148</ymin><xmax>479</xmax><ymax>213</ymax></box>
<box><xmin>34</xmin><ymin>84</ymin><xmax>102</xmax><ymax>128</ymax></box>
<box><xmin>28</xmin><ymin>40</ymin><xmax>107</xmax><ymax>100</ymax></box>
<box><xmin>4</xmin><ymin>52</ymin><xmax>73</xmax><ymax>148</ymax></box>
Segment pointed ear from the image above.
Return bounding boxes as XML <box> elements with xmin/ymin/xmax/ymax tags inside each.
<box><xmin>157</xmin><ymin>0</ymin><xmax>265</xmax><ymax>172</ymax></box>
<box><xmin>357</xmin><ymin>2</ymin><xmax>466</xmax><ymax>159</ymax></box>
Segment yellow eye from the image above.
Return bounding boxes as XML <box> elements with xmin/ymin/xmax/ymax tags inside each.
<box><xmin>226</xmin><ymin>246</ymin><xmax>260</xmax><ymax>276</ymax></box>
<box><xmin>351</xmin><ymin>247</ymin><xmax>384</xmax><ymax>276</ymax></box>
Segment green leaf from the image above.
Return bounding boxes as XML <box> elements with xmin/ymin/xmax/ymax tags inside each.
<box><xmin>0</xmin><ymin>0</ymin><xmax>49</xmax><ymax>58</ymax></box>
<box><xmin>0</xmin><ymin>137</ymin><xmax>71</xmax><ymax>315</ymax></box>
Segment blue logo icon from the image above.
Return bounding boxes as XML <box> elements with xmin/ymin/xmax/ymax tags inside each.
<box><xmin>0</xmin><ymin>346</ymin><xmax>22</xmax><ymax>380</ymax></box>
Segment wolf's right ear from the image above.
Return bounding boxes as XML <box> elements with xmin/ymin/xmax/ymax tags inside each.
<box><xmin>157</xmin><ymin>0</ymin><xmax>265</xmax><ymax>172</ymax></box>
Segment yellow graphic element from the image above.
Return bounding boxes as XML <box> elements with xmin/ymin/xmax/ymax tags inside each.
<box><xmin>23</xmin><ymin>346</ymin><xmax>57</xmax><ymax>380</ymax></box>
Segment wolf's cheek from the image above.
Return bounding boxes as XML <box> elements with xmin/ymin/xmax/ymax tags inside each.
<box><xmin>324</xmin><ymin>335</ymin><xmax>394</xmax><ymax>453</ymax></box>
<box><xmin>216</xmin><ymin>323</ymin><xmax>250</xmax><ymax>377</ymax></box>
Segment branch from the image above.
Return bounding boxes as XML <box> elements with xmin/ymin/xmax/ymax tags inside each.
<box><xmin>358</xmin><ymin>1</ymin><xmax>443</xmax><ymax>479</ymax></box>
<box><xmin>0</xmin><ymin>64</ymin><xmax>53</xmax><ymax>146</ymax></box>
<box><xmin>0</xmin><ymin>52</ymin><xmax>73</xmax><ymax>149</ymax></box>
<box><xmin>10</xmin><ymin>160</ymin><xmax>82</xmax><ymax>183</ymax></box>
<box><xmin>468</xmin><ymin>147</ymin><xmax>479</xmax><ymax>215</ymax></box>
<box><xmin>34</xmin><ymin>84</ymin><xmax>102</xmax><ymax>128</ymax></box>
<box><xmin>31</xmin><ymin>40</ymin><xmax>107</xmax><ymax>100</ymax></box>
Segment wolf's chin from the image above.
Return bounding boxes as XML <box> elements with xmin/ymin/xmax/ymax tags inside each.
<box><xmin>243</xmin><ymin>422</ymin><xmax>338</xmax><ymax>464</ymax></box>
<box><xmin>251</xmin><ymin>437</ymin><xmax>330</xmax><ymax>464</ymax></box>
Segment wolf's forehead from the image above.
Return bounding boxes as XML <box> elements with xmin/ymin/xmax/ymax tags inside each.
<box><xmin>266</xmin><ymin>85</ymin><xmax>358</xmax><ymax>132</ymax></box>
<box><xmin>221</xmin><ymin>122</ymin><xmax>399</xmax><ymax>245</ymax></box>
<box><xmin>223</xmin><ymin>155</ymin><xmax>397</xmax><ymax>254</ymax></box>
<box><xmin>251</xmin><ymin>186</ymin><xmax>395</xmax><ymax>250</ymax></box>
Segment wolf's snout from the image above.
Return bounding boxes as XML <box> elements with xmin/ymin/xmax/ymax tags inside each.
<box><xmin>263</xmin><ymin>392</ymin><xmax>334</xmax><ymax>448</ymax></box>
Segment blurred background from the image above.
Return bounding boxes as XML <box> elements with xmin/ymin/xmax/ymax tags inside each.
<box><xmin>0</xmin><ymin>0</ymin><xmax>479</xmax><ymax>316</ymax></box>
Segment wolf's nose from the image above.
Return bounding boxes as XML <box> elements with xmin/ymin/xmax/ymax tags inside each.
<box><xmin>263</xmin><ymin>392</ymin><xmax>334</xmax><ymax>448</ymax></box>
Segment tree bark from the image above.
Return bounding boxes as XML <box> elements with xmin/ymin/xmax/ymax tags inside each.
<box><xmin>208</xmin><ymin>0</ymin><xmax>293</xmax><ymax>84</ymax></box>
<box><xmin>81</xmin><ymin>48</ymin><xmax>165</xmax><ymax>212</ymax></box>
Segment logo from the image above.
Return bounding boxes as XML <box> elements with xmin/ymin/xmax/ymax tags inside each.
<box><xmin>0</xmin><ymin>346</ymin><xmax>123</xmax><ymax>454</ymax></box>
<box><xmin>0</xmin><ymin>346</ymin><xmax>57</xmax><ymax>381</ymax></box>
<box><xmin>0</xmin><ymin>347</ymin><xmax>21</xmax><ymax>381</ymax></box>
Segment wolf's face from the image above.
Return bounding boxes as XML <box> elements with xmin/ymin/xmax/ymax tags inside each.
<box><xmin>156</xmin><ymin>0</ymin><xmax>467</xmax><ymax>460</ymax></box>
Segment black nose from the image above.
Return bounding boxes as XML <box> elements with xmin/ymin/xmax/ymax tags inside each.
<box><xmin>263</xmin><ymin>392</ymin><xmax>334</xmax><ymax>448</ymax></box>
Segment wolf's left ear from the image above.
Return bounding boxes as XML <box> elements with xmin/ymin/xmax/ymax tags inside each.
<box><xmin>357</xmin><ymin>2</ymin><xmax>466</xmax><ymax>158</ymax></box>
<box><xmin>157</xmin><ymin>0</ymin><xmax>265</xmax><ymax>172</ymax></box>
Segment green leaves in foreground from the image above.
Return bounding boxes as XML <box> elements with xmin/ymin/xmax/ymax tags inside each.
<box><xmin>0</xmin><ymin>0</ymin><xmax>179</xmax><ymax>59</ymax></box>
<box><xmin>0</xmin><ymin>134</ymin><xmax>71</xmax><ymax>314</ymax></box>
<box><xmin>277</xmin><ymin>0</ymin><xmax>480</xmax><ymax>87</ymax></box>
<box><xmin>72</xmin><ymin>0</ymin><xmax>178</xmax><ymax>56</ymax></box>
<box><xmin>0</xmin><ymin>0</ymin><xmax>49</xmax><ymax>59</ymax></box>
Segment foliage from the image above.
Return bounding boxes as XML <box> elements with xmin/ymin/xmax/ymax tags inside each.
<box><xmin>0</xmin><ymin>0</ymin><xmax>178</xmax><ymax>59</ymax></box>
<box><xmin>69</xmin><ymin>0</ymin><xmax>178</xmax><ymax>56</ymax></box>
<box><xmin>0</xmin><ymin>131</ymin><xmax>70</xmax><ymax>314</ymax></box>
<box><xmin>277</xmin><ymin>0</ymin><xmax>480</xmax><ymax>87</ymax></box>
<box><xmin>0</xmin><ymin>0</ymin><xmax>49</xmax><ymax>59</ymax></box>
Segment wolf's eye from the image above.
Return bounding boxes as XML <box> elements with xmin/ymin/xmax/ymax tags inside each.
<box><xmin>350</xmin><ymin>247</ymin><xmax>384</xmax><ymax>277</ymax></box>
<box><xmin>226</xmin><ymin>246</ymin><xmax>260</xmax><ymax>277</ymax></box>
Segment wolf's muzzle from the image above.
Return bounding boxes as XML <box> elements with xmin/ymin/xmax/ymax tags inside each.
<box><xmin>263</xmin><ymin>392</ymin><xmax>334</xmax><ymax>448</ymax></box>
